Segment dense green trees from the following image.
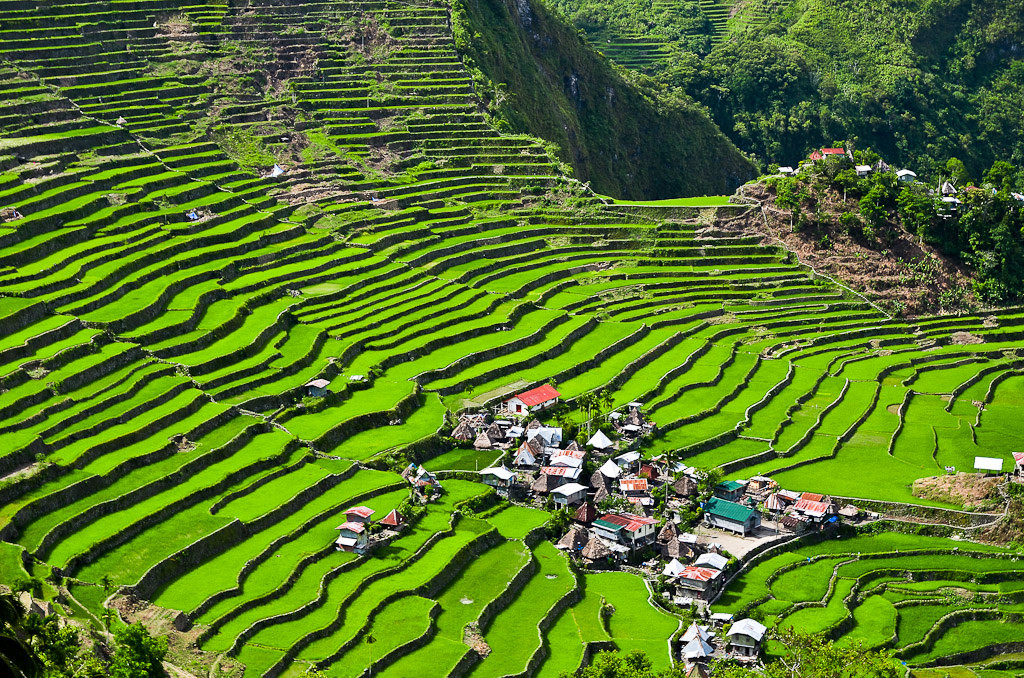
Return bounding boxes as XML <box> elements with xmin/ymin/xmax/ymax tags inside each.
<box><xmin>0</xmin><ymin>596</ymin><xmax>165</xmax><ymax>678</ymax></box>
<box><xmin>773</xmin><ymin>153</ymin><xmax>1024</xmax><ymax>305</ymax></box>
<box><xmin>544</xmin><ymin>0</ymin><xmax>1024</xmax><ymax>179</ymax></box>
<box><xmin>450</xmin><ymin>0</ymin><xmax>756</xmax><ymax>198</ymax></box>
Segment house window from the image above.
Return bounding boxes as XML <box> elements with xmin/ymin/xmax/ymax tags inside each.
<box><xmin>516</xmin><ymin>404</ymin><xmax>522</xmax><ymax>413</ymax></box>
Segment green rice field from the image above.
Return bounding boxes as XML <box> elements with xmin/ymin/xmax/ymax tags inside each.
<box><xmin>0</xmin><ymin>0</ymin><xmax>1022</xmax><ymax>676</ymax></box>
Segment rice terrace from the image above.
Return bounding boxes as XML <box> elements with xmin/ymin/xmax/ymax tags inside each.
<box><xmin>0</xmin><ymin>1</ymin><xmax>1023</xmax><ymax>677</ymax></box>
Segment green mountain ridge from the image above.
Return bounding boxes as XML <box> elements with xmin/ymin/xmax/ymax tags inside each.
<box><xmin>452</xmin><ymin>0</ymin><xmax>756</xmax><ymax>198</ymax></box>
<box><xmin>549</xmin><ymin>0</ymin><xmax>1024</xmax><ymax>178</ymax></box>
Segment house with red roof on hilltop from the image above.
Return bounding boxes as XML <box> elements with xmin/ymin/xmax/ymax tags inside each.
<box><xmin>504</xmin><ymin>383</ymin><xmax>560</xmax><ymax>415</ymax></box>
<box><xmin>810</xmin><ymin>147</ymin><xmax>848</xmax><ymax>162</ymax></box>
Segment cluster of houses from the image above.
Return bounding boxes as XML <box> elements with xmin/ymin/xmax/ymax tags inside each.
<box><xmin>778</xmin><ymin>146</ymin><xmax>1024</xmax><ymax>216</ymax></box>
<box><xmin>400</xmin><ymin>462</ymin><xmax>443</xmax><ymax>497</ymax></box>
<box><xmin>778</xmin><ymin>147</ymin><xmax>919</xmax><ymax>185</ymax></box>
<box><xmin>710</xmin><ymin>475</ymin><xmax>859</xmax><ymax>534</ymax></box>
<box><xmin>333</xmin><ymin>505</ymin><xmax>405</xmax><ymax>554</ymax></box>
<box><xmin>675</xmin><ymin>617</ymin><xmax>769</xmax><ymax>671</ymax></box>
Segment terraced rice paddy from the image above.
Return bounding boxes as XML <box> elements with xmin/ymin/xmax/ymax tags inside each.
<box><xmin>0</xmin><ymin>0</ymin><xmax>1023</xmax><ymax>676</ymax></box>
<box><xmin>716</xmin><ymin>532</ymin><xmax>1024</xmax><ymax>669</ymax></box>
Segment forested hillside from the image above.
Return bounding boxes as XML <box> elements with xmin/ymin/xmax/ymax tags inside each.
<box><xmin>452</xmin><ymin>0</ymin><xmax>755</xmax><ymax>198</ymax></box>
<box><xmin>548</xmin><ymin>0</ymin><xmax>1024</xmax><ymax>179</ymax></box>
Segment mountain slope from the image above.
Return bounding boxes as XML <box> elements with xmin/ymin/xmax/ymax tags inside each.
<box><xmin>451</xmin><ymin>0</ymin><xmax>755</xmax><ymax>198</ymax></box>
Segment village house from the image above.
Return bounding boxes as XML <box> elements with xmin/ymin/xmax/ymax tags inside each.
<box><xmin>556</xmin><ymin>524</ymin><xmax>589</xmax><ymax>554</ymax></box>
<box><xmin>479</xmin><ymin>465</ymin><xmax>517</xmax><ymax>496</ymax></box>
<box><xmin>675</xmin><ymin>565</ymin><xmax>724</xmax><ymax>600</ymax></box>
<box><xmin>694</xmin><ymin>552</ymin><xmax>728</xmax><ymax>572</ymax></box>
<box><xmin>592</xmin><ymin>512</ymin><xmax>658</xmax><ymax>549</ymax></box>
<box><xmin>793</xmin><ymin>497</ymin><xmax>838</xmax><ymax>524</ymax></box>
<box><xmin>527</xmin><ymin>426</ymin><xmax>563</xmax><ymax>446</ymax></box>
<box><xmin>727</xmin><ymin>618</ymin><xmax>767</xmax><ymax>658</ymax></box>
<box><xmin>335</xmin><ymin>506</ymin><xmax>375</xmax><ymax>553</ymax></box>
<box><xmin>513</xmin><ymin>436</ymin><xmax>544</xmax><ymax>467</ymax></box>
<box><xmin>574</xmin><ymin>502</ymin><xmax>597</xmax><ymax>525</ymax></box>
<box><xmin>451</xmin><ymin>419</ymin><xmax>476</xmax><ymax>441</ymax></box>
<box><xmin>657</xmin><ymin>522</ymin><xmax>702</xmax><ymax>562</ymax></box>
<box><xmin>897</xmin><ymin>168</ymin><xmax>918</xmax><ymax>183</ymax></box>
<box><xmin>551</xmin><ymin>482</ymin><xmax>588</xmax><ymax>507</ymax></box>
<box><xmin>620</xmin><ymin>477</ymin><xmax>653</xmax><ymax>508</ymax></box>
<box><xmin>597</xmin><ymin>458</ymin><xmax>621</xmax><ymax>480</ymax></box>
<box><xmin>855</xmin><ymin>164</ymin><xmax>872</xmax><ymax>177</ymax></box>
<box><xmin>703</xmin><ymin>497</ymin><xmax>761</xmax><ymax>536</ymax></box>
<box><xmin>714</xmin><ymin>480</ymin><xmax>745</xmax><ymax>502</ymax></box>
<box><xmin>304</xmin><ymin>378</ymin><xmax>330</xmax><ymax>398</ymax></box>
<box><xmin>539</xmin><ymin>465</ymin><xmax>582</xmax><ymax>485</ymax></box>
<box><xmin>681</xmin><ymin>634</ymin><xmax>714</xmax><ymax>663</ymax></box>
<box><xmin>810</xmin><ymin>147</ymin><xmax>847</xmax><ymax>161</ymax></box>
<box><xmin>504</xmin><ymin>384</ymin><xmax>560</xmax><ymax>415</ymax></box>
<box><xmin>402</xmin><ymin>464</ymin><xmax>443</xmax><ymax>495</ymax></box>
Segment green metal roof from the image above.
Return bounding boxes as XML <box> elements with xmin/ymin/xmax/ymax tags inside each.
<box><xmin>717</xmin><ymin>480</ymin><xmax>744</xmax><ymax>492</ymax></box>
<box><xmin>593</xmin><ymin>519</ymin><xmax>624</xmax><ymax>532</ymax></box>
<box><xmin>705</xmin><ymin>497</ymin><xmax>756</xmax><ymax>523</ymax></box>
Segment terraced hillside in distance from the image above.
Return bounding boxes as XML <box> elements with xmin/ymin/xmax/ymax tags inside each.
<box><xmin>0</xmin><ymin>1</ymin><xmax>1023</xmax><ymax>677</ymax></box>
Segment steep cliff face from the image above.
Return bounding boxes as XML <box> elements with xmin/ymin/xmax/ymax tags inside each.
<box><xmin>450</xmin><ymin>0</ymin><xmax>755</xmax><ymax>199</ymax></box>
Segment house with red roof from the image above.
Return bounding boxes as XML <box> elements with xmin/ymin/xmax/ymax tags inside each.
<box><xmin>504</xmin><ymin>383</ymin><xmax>560</xmax><ymax>415</ymax></box>
<box><xmin>674</xmin><ymin>565</ymin><xmax>724</xmax><ymax>600</ymax></box>
<box><xmin>592</xmin><ymin>512</ymin><xmax>658</xmax><ymax>549</ymax></box>
<box><xmin>335</xmin><ymin>520</ymin><xmax>369</xmax><ymax>553</ymax></box>
<box><xmin>335</xmin><ymin>506</ymin><xmax>376</xmax><ymax>553</ymax></box>
<box><xmin>379</xmin><ymin>509</ymin><xmax>404</xmax><ymax>529</ymax></box>
<box><xmin>810</xmin><ymin>147</ymin><xmax>848</xmax><ymax>162</ymax></box>
<box><xmin>343</xmin><ymin>506</ymin><xmax>375</xmax><ymax>522</ymax></box>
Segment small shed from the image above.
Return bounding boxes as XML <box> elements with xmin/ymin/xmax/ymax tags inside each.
<box><xmin>975</xmin><ymin>456</ymin><xmax>1004</xmax><ymax>473</ymax></box>
<box><xmin>855</xmin><ymin>164</ymin><xmax>872</xmax><ymax>177</ymax></box>
<box><xmin>379</xmin><ymin>509</ymin><xmax>404</xmax><ymax>529</ymax></box>
<box><xmin>304</xmin><ymin>378</ymin><xmax>330</xmax><ymax>398</ymax></box>
<box><xmin>587</xmin><ymin>429</ymin><xmax>614</xmax><ymax>450</ymax></box>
